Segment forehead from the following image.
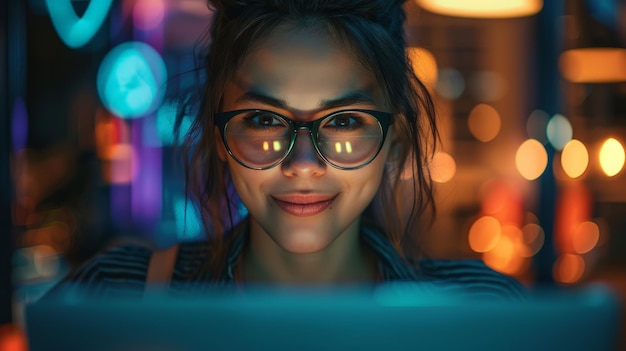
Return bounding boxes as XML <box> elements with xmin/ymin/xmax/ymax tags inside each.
<box><xmin>222</xmin><ymin>26</ymin><xmax>385</xmax><ymax>113</ymax></box>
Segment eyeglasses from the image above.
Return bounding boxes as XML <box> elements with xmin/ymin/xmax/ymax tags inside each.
<box><xmin>214</xmin><ymin>109</ymin><xmax>393</xmax><ymax>170</ymax></box>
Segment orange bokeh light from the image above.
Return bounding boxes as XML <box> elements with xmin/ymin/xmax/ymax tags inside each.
<box><xmin>515</xmin><ymin>139</ymin><xmax>548</xmax><ymax>180</ymax></box>
<box><xmin>554</xmin><ymin>253</ymin><xmax>585</xmax><ymax>284</ymax></box>
<box><xmin>572</xmin><ymin>221</ymin><xmax>600</xmax><ymax>254</ymax></box>
<box><xmin>0</xmin><ymin>324</ymin><xmax>27</xmax><ymax>351</ymax></box>
<box><xmin>482</xmin><ymin>232</ymin><xmax>528</xmax><ymax>276</ymax></box>
<box><xmin>559</xmin><ymin>48</ymin><xmax>626</xmax><ymax>83</ymax></box>
<box><xmin>560</xmin><ymin>139</ymin><xmax>588</xmax><ymax>179</ymax></box>
<box><xmin>599</xmin><ymin>137</ymin><xmax>625</xmax><ymax>177</ymax></box>
<box><xmin>468</xmin><ymin>104</ymin><xmax>501</xmax><ymax>142</ymax></box>
<box><xmin>468</xmin><ymin>216</ymin><xmax>501</xmax><ymax>253</ymax></box>
<box><xmin>520</xmin><ymin>223</ymin><xmax>545</xmax><ymax>257</ymax></box>
<box><xmin>415</xmin><ymin>0</ymin><xmax>543</xmax><ymax>18</ymax></box>
<box><xmin>555</xmin><ymin>183</ymin><xmax>592</xmax><ymax>253</ymax></box>
<box><xmin>430</xmin><ymin>151</ymin><xmax>456</xmax><ymax>183</ymax></box>
<box><xmin>481</xmin><ymin>180</ymin><xmax>524</xmax><ymax>226</ymax></box>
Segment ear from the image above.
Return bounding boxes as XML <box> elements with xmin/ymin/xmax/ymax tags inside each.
<box><xmin>214</xmin><ymin>127</ymin><xmax>228</xmax><ymax>162</ymax></box>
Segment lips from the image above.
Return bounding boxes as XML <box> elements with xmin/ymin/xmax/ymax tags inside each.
<box><xmin>272</xmin><ymin>194</ymin><xmax>337</xmax><ymax>217</ymax></box>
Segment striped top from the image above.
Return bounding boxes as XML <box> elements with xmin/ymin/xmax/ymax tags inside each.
<box><xmin>49</xmin><ymin>224</ymin><xmax>526</xmax><ymax>300</ymax></box>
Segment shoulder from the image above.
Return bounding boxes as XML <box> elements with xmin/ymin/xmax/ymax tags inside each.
<box><xmin>47</xmin><ymin>243</ymin><xmax>154</xmax><ymax>298</ymax></box>
<box><xmin>416</xmin><ymin>258</ymin><xmax>527</xmax><ymax>300</ymax></box>
<box><xmin>47</xmin><ymin>240</ymin><xmax>212</xmax><ymax>298</ymax></box>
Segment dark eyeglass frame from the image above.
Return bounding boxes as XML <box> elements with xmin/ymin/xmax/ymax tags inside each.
<box><xmin>214</xmin><ymin>109</ymin><xmax>393</xmax><ymax>170</ymax></box>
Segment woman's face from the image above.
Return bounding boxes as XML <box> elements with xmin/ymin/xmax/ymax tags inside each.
<box><xmin>219</xmin><ymin>26</ymin><xmax>394</xmax><ymax>254</ymax></box>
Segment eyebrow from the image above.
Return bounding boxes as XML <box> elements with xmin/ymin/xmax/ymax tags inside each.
<box><xmin>234</xmin><ymin>90</ymin><xmax>378</xmax><ymax>111</ymax></box>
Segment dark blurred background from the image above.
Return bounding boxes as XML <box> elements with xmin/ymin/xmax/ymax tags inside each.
<box><xmin>2</xmin><ymin>0</ymin><xmax>626</xmax><ymax>348</ymax></box>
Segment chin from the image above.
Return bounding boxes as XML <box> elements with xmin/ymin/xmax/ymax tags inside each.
<box><xmin>274</xmin><ymin>229</ymin><xmax>334</xmax><ymax>254</ymax></box>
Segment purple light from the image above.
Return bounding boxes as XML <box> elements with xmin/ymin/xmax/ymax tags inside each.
<box><xmin>11</xmin><ymin>97</ymin><xmax>28</xmax><ymax>150</ymax></box>
<box><xmin>111</xmin><ymin>184</ymin><xmax>132</xmax><ymax>228</ymax></box>
<box><xmin>131</xmin><ymin>118</ymin><xmax>162</xmax><ymax>229</ymax></box>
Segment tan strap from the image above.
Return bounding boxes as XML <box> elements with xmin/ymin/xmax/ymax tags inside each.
<box><xmin>145</xmin><ymin>244</ymin><xmax>179</xmax><ymax>293</ymax></box>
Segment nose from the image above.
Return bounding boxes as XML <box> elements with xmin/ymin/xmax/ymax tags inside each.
<box><xmin>281</xmin><ymin>129</ymin><xmax>326</xmax><ymax>177</ymax></box>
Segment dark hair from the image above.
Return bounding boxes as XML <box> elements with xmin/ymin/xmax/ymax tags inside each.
<box><xmin>181</xmin><ymin>0</ymin><xmax>438</xmax><ymax>279</ymax></box>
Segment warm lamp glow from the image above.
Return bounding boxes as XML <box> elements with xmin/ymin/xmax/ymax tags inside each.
<box><xmin>599</xmin><ymin>138</ymin><xmax>625</xmax><ymax>177</ymax></box>
<box><xmin>415</xmin><ymin>0</ymin><xmax>543</xmax><ymax>18</ymax></box>
<box><xmin>468</xmin><ymin>104</ymin><xmax>501</xmax><ymax>142</ymax></box>
<box><xmin>515</xmin><ymin>139</ymin><xmax>548</xmax><ymax>180</ymax></box>
<box><xmin>559</xmin><ymin>48</ymin><xmax>626</xmax><ymax>83</ymax></box>
<box><xmin>561</xmin><ymin>139</ymin><xmax>588</xmax><ymax>179</ymax></box>
<box><xmin>407</xmin><ymin>47</ymin><xmax>438</xmax><ymax>89</ymax></box>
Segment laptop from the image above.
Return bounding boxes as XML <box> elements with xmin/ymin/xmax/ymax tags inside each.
<box><xmin>25</xmin><ymin>283</ymin><xmax>621</xmax><ymax>351</ymax></box>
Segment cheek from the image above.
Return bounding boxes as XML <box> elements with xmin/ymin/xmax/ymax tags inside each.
<box><xmin>227</xmin><ymin>163</ymin><xmax>272</xmax><ymax>206</ymax></box>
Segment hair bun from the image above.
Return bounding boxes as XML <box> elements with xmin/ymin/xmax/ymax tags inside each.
<box><xmin>207</xmin><ymin>0</ymin><xmax>406</xmax><ymax>43</ymax></box>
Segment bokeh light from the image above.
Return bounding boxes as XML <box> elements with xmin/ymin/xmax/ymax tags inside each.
<box><xmin>482</xmin><ymin>226</ymin><xmax>528</xmax><ymax>276</ymax></box>
<box><xmin>469</xmin><ymin>71</ymin><xmax>506</xmax><ymax>102</ymax></box>
<box><xmin>407</xmin><ymin>47</ymin><xmax>438</xmax><ymax>90</ymax></box>
<box><xmin>97</xmin><ymin>41</ymin><xmax>167</xmax><ymax>119</ymax></box>
<box><xmin>526</xmin><ymin>110</ymin><xmax>549</xmax><ymax>144</ymax></box>
<box><xmin>559</xmin><ymin>48</ymin><xmax>626</xmax><ymax>83</ymax></box>
<box><xmin>415</xmin><ymin>0</ymin><xmax>543</xmax><ymax>18</ymax></box>
<box><xmin>467</xmin><ymin>104</ymin><xmax>501</xmax><ymax>142</ymax></box>
<box><xmin>0</xmin><ymin>324</ymin><xmax>28</xmax><ymax>351</ymax></box>
<box><xmin>554</xmin><ymin>253</ymin><xmax>585</xmax><ymax>284</ymax></box>
<box><xmin>430</xmin><ymin>151</ymin><xmax>456</xmax><ymax>183</ymax></box>
<box><xmin>546</xmin><ymin>114</ymin><xmax>572</xmax><ymax>150</ymax></box>
<box><xmin>133</xmin><ymin>0</ymin><xmax>166</xmax><ymax>31</ymax></box>
<box><xmin>468</xmin><ymin>216</ymin><xmax>501</xmax><ymax>253</ymax></box>
<box><xmin>95</xmin><ymin>110</ymin><xmax>129</xmax><ymax>160</ymax></box>
<box><xmin>599</xmin><ymin>138</ymin><xmax>625</xmax><ymax>177</ymax></box>
<box><xmin>436</xmin><ymin>68</ymin><xmax>465</xmax><ymax>100</ymax></box>
<box><xmin>46</xmin><ymin>0</ymin><xmax>113</xmax><ymax>48</ymax></box>
<box><xmin>11</xmin><ymin>97</ymin><xmax>28</xmax><ymax>150</ymax></box>
<box><xmin>520</xmin><ymin>223</ymin><xmax>545</xmax><ymax>257</ymax></box>
<box><xmin>106</xmin><ymin>144</ymin><xmax>137</xmax><ymax>184</ymax></box>
<box><xmin>572</xmin><ymin>221</ymin><xmax>600</xmax><ymax>254</ymax></box>
<box><xmin>515</xmin><ymin>139</ymin><xmax>548</xmax><ymax>180</ymax></box>
<box><xmin>480</xmin><ymin>180</ymin><xmax>524</xmax><ymax>226</ymax></box>
<box><xmin>560</xmin><ymin>139</ymin><xmax>589</xmax><ymax>179</ymax></box>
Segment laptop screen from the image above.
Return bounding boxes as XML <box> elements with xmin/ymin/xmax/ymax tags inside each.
<box><xmin>25</xmin><ymin>283</ymin><xmax>620</xmax><ymax>351</ymax></box>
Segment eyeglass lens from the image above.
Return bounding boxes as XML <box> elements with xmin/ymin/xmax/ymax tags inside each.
<box><xmin>224</xmin><ymin>110</ymin><xmax>384</xmax><ymax>169</ymax></box>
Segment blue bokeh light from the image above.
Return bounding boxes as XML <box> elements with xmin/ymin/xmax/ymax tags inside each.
<box><xmin>97</xmin><ymin>42</ymin><xmax>167</xmax><ymax>119</ymax></box>
<box><xmin>46</xmin><ymin>0</ymin><xmax>113</xmax><ymax>48</ymax></box>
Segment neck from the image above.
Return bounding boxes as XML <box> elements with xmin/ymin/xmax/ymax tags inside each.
<box><xmin>241</xmin><ymin>220</ymin><xmax>378</xmax><ymax>285</ymax></box>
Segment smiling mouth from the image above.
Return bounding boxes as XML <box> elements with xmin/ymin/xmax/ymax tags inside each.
<box><xmin>272</xmin><ymin>195</ymin><xmax>337</xmax><ymax>217</ymax></box>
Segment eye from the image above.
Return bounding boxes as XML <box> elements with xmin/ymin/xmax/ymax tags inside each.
<box><xmin>325</xmin><ymin>113</ymin><xmax>364</xmax><ymax>130</ymax></box>
<box><xmin>242</xmin><ymin>111</ymin><xmax>285</xmax><ymax>129</ymax></box>
<box><xmin>333</xmin><ymin>115</ymin><xmax>352</xmax><ymax>127</ymax></box>
<box><xmin>251</xmin><ymin>113</ymin><xmax>282</xmax><ymax>126</ymax></box>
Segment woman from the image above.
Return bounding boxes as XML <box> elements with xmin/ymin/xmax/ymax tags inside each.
<box><xmin>51</xmin><ymin>0</ymin><xmax>524</xmax><ymax>299</ymax></box>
